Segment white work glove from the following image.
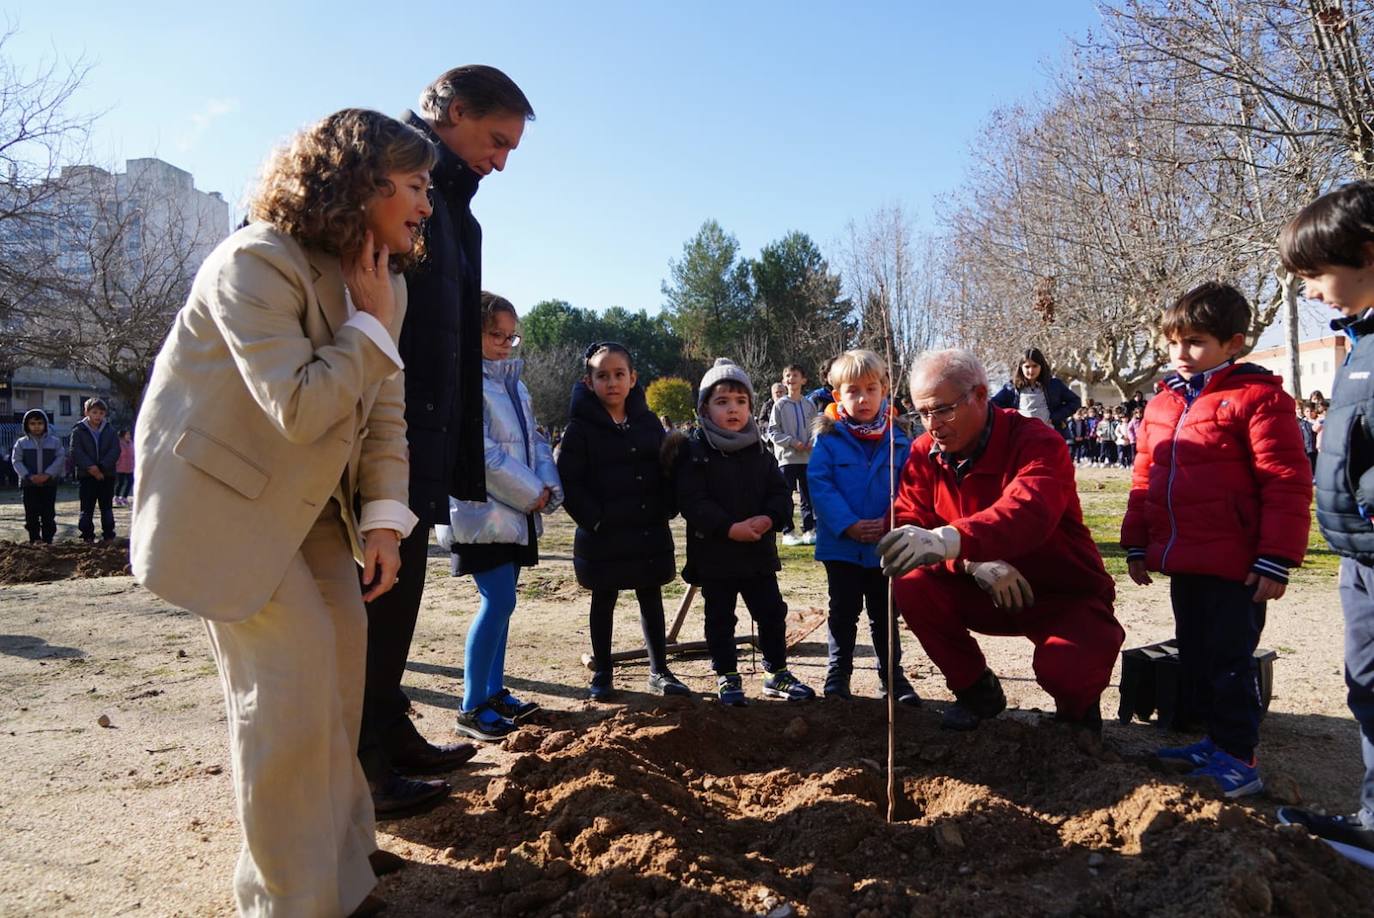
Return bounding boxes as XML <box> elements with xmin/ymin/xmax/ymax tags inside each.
<box><xmin>877</xmin><ymin>525</ymin><xmax>961</xmax><ymax>578</ymax></box>
<box><xmin>967</xmin><ymin>560</ymin><xmax>1035</xmax><ymax>611</ymax></box>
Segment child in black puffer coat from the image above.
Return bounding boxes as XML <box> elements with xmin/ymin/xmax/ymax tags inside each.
<box><xmin>557</xmin><ymin>343</ymin><xmax>690</xmax><ymax>699</ymax></box>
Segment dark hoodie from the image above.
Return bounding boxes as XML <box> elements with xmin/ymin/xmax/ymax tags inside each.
<box><xmin>555</xmin><ymin>381</ymin><xmax>676</xmax><ymax>590</ymax></box>
<box><xmin>11</xmin><ymin>409</ymin><xmax>65</xmax><ymax>487</ymax></box>
<box><xmin>71</xmin><ymin>413</ymin><xmax>120</xmax><ymax>478</ymax></box>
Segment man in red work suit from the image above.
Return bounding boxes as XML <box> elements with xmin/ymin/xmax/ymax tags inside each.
<box><xmin>877</xmin><ymin>349</ymin><xmax>1124</xmax><ymax>731</ymax></box>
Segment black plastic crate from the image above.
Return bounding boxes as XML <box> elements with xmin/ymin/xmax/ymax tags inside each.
<box><xmin>1117</xmin><ymin>640</ymin><xmax>1277</xmax><ymax>729</ymax></box>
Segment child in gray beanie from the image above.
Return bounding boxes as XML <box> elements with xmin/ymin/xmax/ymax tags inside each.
<box><xmin>664</xmin><ymin>358</ymin><xmax>816</xmax><ymax>705</ymax></box>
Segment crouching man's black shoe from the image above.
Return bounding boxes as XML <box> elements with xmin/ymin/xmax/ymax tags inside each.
<box><xmin>941</xmin><ymin>669</ymin><xmax>1006</xmax><ymax>731</ymax></box>
<box><xmin>369</xmin><ymin>773</ymin><xmax>450</xmax><ymax>819</ymax></box>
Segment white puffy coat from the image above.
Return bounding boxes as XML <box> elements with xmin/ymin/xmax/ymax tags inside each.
<box><xmin>437</xmin><ymin>358</ymin><xmax>562</xmax><ymax>546</ymax></box>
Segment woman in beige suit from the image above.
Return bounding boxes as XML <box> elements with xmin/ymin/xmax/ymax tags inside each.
<box><xmin>132</xmin><ymin>110</ymin><xmax>435</xmax><ymax>917</ymax></box>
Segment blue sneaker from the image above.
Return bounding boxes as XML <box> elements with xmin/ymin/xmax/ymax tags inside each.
<box><xmin>717</xmin><ymin>672</ymin><xmax>747</xmax><ymax>707</ymax></box>
<box><xmin>1190</xmin><ymin>749</ymin><xmax>1263</xmax><ymax>798</ymax></box>
<box><xmin>1156</xmin><ymin>736</ymin><xmax>1216</xmax><ymax>768</ymax></box>
<box><xmin>761</xmin><ymin>668</ymin><xmax>816</xmax><ymax>701</ymax></box>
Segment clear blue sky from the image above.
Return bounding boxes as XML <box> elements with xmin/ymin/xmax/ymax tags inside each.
<box><xmin>11</xmin><ymin>1</ymin><xmax>1099</xmax><ymax>315</ymax></box>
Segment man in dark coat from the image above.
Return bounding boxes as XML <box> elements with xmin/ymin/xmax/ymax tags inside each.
<box><xmin>359</xmin><ymin>65</ymin><xmax>535</xmax><ymax>816</ymax></box>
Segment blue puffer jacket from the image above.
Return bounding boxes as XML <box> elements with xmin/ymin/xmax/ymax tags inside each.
<box><xmin>990</xmin><ymin>376</ymin><xmax>1081</xmax><ymax>431</ymax></box>
<box><xmin>438</xmin><ymin>358</ymin><xmax>562</xmax><ymax>546</ymax></box>
<box><xmin>807</xmin><ymin>411</ymin><xmax>912</xmax><ymax>567</ymax></box>
<box><xmin>1317</xmin><ymin>311</ymin><xmax>1374</xmax><ymax>562</ymax></box>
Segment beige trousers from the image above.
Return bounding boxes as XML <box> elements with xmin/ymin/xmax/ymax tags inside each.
<box><xmin>205</xmin><ymin>503</ymin><xmax>376</xmax><ymax>917</ymax></box>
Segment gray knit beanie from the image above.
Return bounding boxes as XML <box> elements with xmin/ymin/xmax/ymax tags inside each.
<box><xmin>697</xmin><ymin>357</ymin><xmax>755</xmax><ymax>409</ymax></box>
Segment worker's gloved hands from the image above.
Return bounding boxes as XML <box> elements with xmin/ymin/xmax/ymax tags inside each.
<box><xmin>967</xmin><ymin>560</ymin><xmax>1035</xmax><ymax>611</ymax></box>
<box><xmin>877</xmin><ymin>525</ymin><xmax>960</xmax><ymax>577</ymax></box>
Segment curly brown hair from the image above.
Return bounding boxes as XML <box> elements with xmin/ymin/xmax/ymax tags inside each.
<box><xmin>249</xmin><ymin>109</ymin><xmax>437</xmax><ymax>272</ymax></box>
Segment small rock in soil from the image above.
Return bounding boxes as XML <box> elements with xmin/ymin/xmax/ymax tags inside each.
<box><xmin>540</xmin><ymin>730</ymin><xmax>576</xmax><ymax>753</ymax></box>
<box><xmin>935</xmin><ymin>822</ymin><xmax>965</xmax><ymax>851</ymax></box>
<box><xmin>1087</xmin><ymin>852</ymin><xmax>1105</xmax><ymax>868</ymax></box>
<box><xmin>766</xmin><ymin>904</ymin><xmax>797</xmax><ymax>918</ymax></box>
<box><xmin>506</xmin><ymin>730</ymin><xmax>541</xmax><ymax>753</ymax></box>
<box><xmin>97</xmin><ymin>714</ymin><xmax>112</xmax><ymax>728</ymax></box>
<box><xmin>486</xmin><ymin>778</ymin><xmax>525</xmax><ymax>811</ymax></box>
<box><xmin>1267</xmin><ymin>772</ymin><xmax>1303</xmax><ymax>805</ymax></box>
<box><xmin>783</xmin><ymin>717</ymin><xmax>809</xmax><ymax>741</ymax></box>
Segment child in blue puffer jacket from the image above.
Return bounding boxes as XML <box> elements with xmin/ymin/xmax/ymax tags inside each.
<box><xmin>807</xmin><ymin>349</ymin><xmax>921</xmax><ymax>704</ymax></box>
<box><xmin>439</xmin><ymin>292</ymin><xmax>562</xmax><ymax>742</ymax></box>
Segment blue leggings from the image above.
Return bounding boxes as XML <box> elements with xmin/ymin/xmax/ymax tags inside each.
<box><xmin>463</xmin><ymin>563</ymin><xmax>518</xmax><ymax>719</ymax></box>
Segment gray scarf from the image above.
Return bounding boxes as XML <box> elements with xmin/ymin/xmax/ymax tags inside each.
<box><xmin>699</xmin><ymin>414</ymin><xmax>761</xmax><ymax>453</ymax></box>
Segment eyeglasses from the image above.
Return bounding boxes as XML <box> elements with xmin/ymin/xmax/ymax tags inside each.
<box><xmin>914</xmin><ymin>391</ymin><xmax>972</xmax><ymax>425</ymax></box>
<box><xmin>485</xmin><ymin>330</ymin><xmax>521</xmax><ymax>347</ymax></box>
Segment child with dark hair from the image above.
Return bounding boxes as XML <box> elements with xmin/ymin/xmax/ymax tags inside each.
<box><xmin>769</xmin><ymin>364</ymin><xmax>818</xmax><ymax>545</ymax></box>
<box><xmin>1122</xmin><ymin>281</ymin><xmax>1311</xmax><ymax>798</ymax></box>
<box><xmin>991</xmin><ymin>347</ymin><xmax>1082</xmax><ymax>434</ymax></box>
<box><xmin>557</xmin><ymin>342</ymin><xmax>689</xmax><ymax>699</ymax></box>
<box><xmin>1272</xmin><ymin>181</ymin><xmax>1374</xmax><ymax>859</ymax></box>
<box><xmin>667</xmin><ymin>358</ymin><xmax>815</xmax><ymax>706</ymax></box>
<box><xmin>440</xmin><ymin>292</ymin><xmax>563</xmax><ymax>741</ymax></box>
<box><xmin>71</xmin><ymin>397</ymin><xmax>120</xmax><ymax>542</ymax></box>
<box><xmin>11</xmin><ymin>409</ymin><xmax>64</xmax><ymax>543</ymax></box>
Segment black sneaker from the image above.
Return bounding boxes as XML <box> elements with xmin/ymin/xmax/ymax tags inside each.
<box><xmin>488</xmin><ymin>688</ymin><xmax>539</xmax><ymax>722</ymax></box>
<box><xmin>455</xmin><ymin>707</ymin><xmax>516</xmax><ymax>742</ymax></box>
<box><xmin>823</xmin><ymin>669</ymin><xmax>852</xmax><ymax>699</ymax></box>
<box><xmin>647</xmin><ymin>669</ymin><xmax>691</xmax><ymax>696</ymax></box>
<box><xmin>881</xmin><ymin>672</ymin><xmax>923</xmax><ymax>708</ymax></box>
<box><xmin>588</xmin><ymin>670</ymin><xmax>614</xmax><ymax>701</ymax></box>
<box><xmin>941</xmin><ymin>669</ymin><xmax>1006</xmax><ymax>731</ymax></box>
<box><xmin>717</xmin><ymin>672</ymin><xmax>747</xmax><ymax>707</ymax></box>
<box><xmin>762</xmin><ymin>668</ymin><xmax>816</xmax><ymax>701</ymax></box>
<box><xmin>1277</xmin><ymin>807</ymin><xmax>1374</xmax><ymax>864</ymax></box>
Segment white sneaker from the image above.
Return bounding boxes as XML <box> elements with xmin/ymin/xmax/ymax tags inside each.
<box><xmin>782</xmin><ymin>533</ymin><xmax>803</xmax><ymax>546</ymax></box>
<box><xmin>801</xmin><ymin>531</ymin><xmax>816</xmax><ymax>545</ymax></box>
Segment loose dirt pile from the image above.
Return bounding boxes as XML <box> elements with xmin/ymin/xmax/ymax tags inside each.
<box><xmin>0</xmin><ymin>539</ymin><xmax>131</xmax><ymax>584</ymax></box>
<box><xmin>390</xmin><ymin>702</ymin><xmax>1374</xmax><ymax>917</ymax></box>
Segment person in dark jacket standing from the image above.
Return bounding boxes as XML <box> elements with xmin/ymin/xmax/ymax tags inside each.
<box><xmin>557</xmin><ymin>343</ymin><xmax>690</xmax><ymax>699</ymax></box>
<box><xmin>72</xmin><ymin>397</ymin><xmax>120</xmax><ymax>542</ymax></box>
<box><xmin>668</xmin><ymin>358</ymin><xmax>816</xmax><ymax>706</ymax></box>
<box><xmin>990</xmin><ymin>348</ymin><xmax>1081</xmax><ymax>435</ymax></box>
<box><xmin>1272</xmin><ymin>181</ymin><xmax>1374</xmax><ymax>861</ymax></box>
<box><xmin>358</xmin><ymin>65</ymin><xmax>535</xmax><ymax>816</ymax></box>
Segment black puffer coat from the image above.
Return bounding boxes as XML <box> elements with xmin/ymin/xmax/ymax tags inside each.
<box><xmin>670</xmin><ymin>428</ymin><xmax>792</xmax><ymax>584</ymax></box>
<box><xmin>400</xmin><ymin>111</ymin><xmax>486</xmax><ymax>521</ymax></box>
<box><xmin>556</xmin><ymin>382</ymin><xmax>676</xmax><ymax>590</ymax></box>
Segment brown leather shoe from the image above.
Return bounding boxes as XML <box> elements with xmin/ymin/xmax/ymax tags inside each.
<box><xmin>368</xmin><ymin>849</ymin><xmax>407</xmax><ymax>877</ymax></box>
<box><xmin>391</xmin><ymin>738</ymin><xmax>478</xmax><ymax>776</ymax></box>
<box><xmin>348</xmin><ymin>893</ymin><xmax>386</xmax><ymax>917</ymax></box>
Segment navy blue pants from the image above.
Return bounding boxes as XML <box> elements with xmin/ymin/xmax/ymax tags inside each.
<box><xmin>1336</xmin><ymin>559</ymin><xmax>1374</xmax><ymax>829</ymax></box>
<box><xmin>780</xmin><ymin>464</ymin><xmax>813</xmax><ymax>534</ymax></box>
<box><xmin>1170</xmin><ymin>574</ymin><xmax>1265</xmax><ymax>761</ymax></box>
<box><xmin>700</xmin><ymin>574</ymin><xmax>788</xmax><ymax>675</ymax></box>
<box><xmin>823</xmin><ymin>561</ymin><xmax>902</xmax><ymax>678</ymax></box>
<box><xmin>78</xmin><ymin>476</ymin><xmax>115</xmax><ymax>541</ymax></box>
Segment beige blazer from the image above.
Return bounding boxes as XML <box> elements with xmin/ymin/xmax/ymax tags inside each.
<box><xmin>131</xmin><ymin>223</ymin><xmax>409</xmax><ymax>622</ymax></box>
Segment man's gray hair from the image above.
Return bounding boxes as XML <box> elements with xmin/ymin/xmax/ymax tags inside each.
<box><xmin>909</xmin><ymin>348</ymin><xmax>989</xmax><ymax>395</ymax></box>
<box><xmin>419</xmin><ymin>65</ymin><xmax>535</xmax><ymax>126</ymax></box>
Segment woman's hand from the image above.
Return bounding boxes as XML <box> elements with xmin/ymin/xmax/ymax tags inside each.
<box><xmin>343</xmin><ymin>230</ymin><xmax>395</xmax><ymax>328</ymax></box>
<box><xmin>361</xmin><ymin>528</ymin><xmax>402</xmax><ymax>602</ymax></box>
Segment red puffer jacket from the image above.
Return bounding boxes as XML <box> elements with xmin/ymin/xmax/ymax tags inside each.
<box><xmin>893</xmin><ymin>407</ymin><xmax>1115</xmax><ymax>603</ymax></box>
<box><xmin>1120</xmin><ymin>363</ymin><xmax>1311</xmax><ymax>583</ymax></box>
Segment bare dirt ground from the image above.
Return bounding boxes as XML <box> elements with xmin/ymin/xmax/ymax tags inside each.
<box><xmin>1</xmin><ymin>470</ymin><xmax>1372</xmax><ymax>916</ymax></box>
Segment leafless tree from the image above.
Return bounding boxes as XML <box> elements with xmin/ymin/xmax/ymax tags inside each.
<box><xmin>7</xmin><ymin>164</ymin><xmax>225</xmax><ymax>413</ymax></box>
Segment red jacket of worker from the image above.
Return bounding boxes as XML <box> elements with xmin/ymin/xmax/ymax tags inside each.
<box><xmin>893</xmin><ymin>407</ymin><xmax>1115</xmax><ymax>603</ymax></box>
<box><xmin>1120</xmin><ymin>363</ymin><xmax>1311</xmax><ymax>584</ymax></box>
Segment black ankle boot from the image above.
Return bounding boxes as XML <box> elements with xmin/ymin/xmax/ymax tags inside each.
<box><xmin>941</xmin><ymin>670</ymin><xmax>1006</xmax><ymax>731</ymax></box>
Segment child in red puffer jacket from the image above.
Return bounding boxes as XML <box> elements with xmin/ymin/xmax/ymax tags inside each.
<box><xmin>1121</xmin><ymin>281</ymin><xmax>1311</xmax><ymax>799</ymax></box>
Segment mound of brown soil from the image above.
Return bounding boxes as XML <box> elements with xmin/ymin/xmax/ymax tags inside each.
<box><xmin>397</xmin><ymin>702</ymin><xmax>1374</xmax><ymax>917</ymax></box>
<box><xmin>0</xmin><ymin>539</ymin><xmax>131</xmax><ymax>584</ymax></box>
